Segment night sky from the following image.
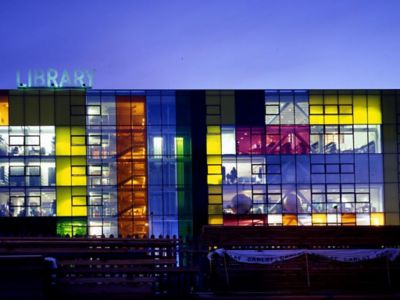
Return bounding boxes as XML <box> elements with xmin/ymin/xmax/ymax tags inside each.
<box><xmin>1</xmin><ymin>0</ymin><xmax>399</xmax><ymax>89</ymax></box>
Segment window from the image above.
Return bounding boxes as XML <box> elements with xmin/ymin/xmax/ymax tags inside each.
<box><xmin>87</xmin><ymin>105</ymin><xmax>101</xmax><ymax>116</ymax></box>
<box><xmin>152</xmin><ymin>137</ymin><xmax>163</xmax><ymax>158</ymax></box>
<box><xmin>0</xmin><ymin>95</ymin><xmax>8</xmax><ymax>125</ymax></box>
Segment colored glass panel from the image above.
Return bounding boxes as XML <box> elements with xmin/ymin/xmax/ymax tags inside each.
<box><xmin>56</xmin><ymin>217</ymin><xmax>87</xmax><ymax>236</ymax></box>
<box><xmin>309</xmin><ymin>94</ymin><xmax>381</xmax><ymax>125</ymax></box>
<box><xmin>0</xmin><ymin>95</ymin><xmax>9</xmax><ymax>126</ymax></box>
<box><xmin>283</xmin><ymin>214</ymin><xmax>298</xmax><ymax>226</ymax></box>
<box><xmin>266</xmin><ymin>125</ymin><xmax>310</xmax><ymax>154</ymax></box>
<box><xmin>116</xmin><ymin>96</ymin><xmax>148</xmax><ymax>237</ymax></box>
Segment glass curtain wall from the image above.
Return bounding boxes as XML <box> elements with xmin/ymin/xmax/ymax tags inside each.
<box><xmin>207</xmin><ymin>90</ymin><xmax>384</xmax><ymax>226</ymax></box>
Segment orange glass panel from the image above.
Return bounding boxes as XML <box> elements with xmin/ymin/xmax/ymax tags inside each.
<box><xmin>116</xmin><ymin>96</ymin><xmax>148</xmax><ymax>237</ymax></box>
<box><xmin>0</xmin><ymin>94</ymin><xmax>8</xmax><ymax>125</ymax></box>
<box><xmin>283</xmin><ymin>214</ymin><xmax>298</xmax><ymax>226</ymax></box>
<box><xmin>342</xmin><ymin>213</ymin><xmax>356</xmax><ymax>226</ymax></box>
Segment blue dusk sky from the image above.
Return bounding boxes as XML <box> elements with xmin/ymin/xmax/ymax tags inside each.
<box><xmin>0</xmin><ymin>0</ymin><xmax>399</xmax><ymax>89</ymax></box>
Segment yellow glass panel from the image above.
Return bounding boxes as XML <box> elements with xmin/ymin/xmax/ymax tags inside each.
<box><xmin>312</xmin><ymin>213</ymin><xmax>327</xmax><ymax>225</ymax></box>
<box><xmin>208</xmin><ymin>215</ymin><xmax>223</xmax><ymax>225</ymax></box>
<box><xmin>72</xmin><ymin>176</ymin><xmax>86</xmax><ymax>186</ymax></box>
<box><xmin>353</xmin><ymin>95</ymin><xmax>368</xmax><ymax>124</ymax></box>
<box><xmin>72</xmin><ymin>196</ymin><xmax>86</xmax><ymax>206</ymax></box>
<box><xmin>72</xmin><ymin>156</ymin><xmax>86</xmax><ymax>166</ymax></box>
<box><xmin>338</xmin><ymin>95</ymin><xmax>352</xmax><ymax>104</ymax></box>
<box><xmin>207</xmin><ymin>126</ymin><xmax>221</xmax><ymax>134</ymax></box>
<box><xmin>207</xmin><ymin>155</ymin><xmax>222</xmax><ymax>164</ymax></box>
<box><xmin>71</xmin><ymin>126</ymin><xmax>85</xmax><ymax>135</ymax></box>
<box><xmin>309</xmin><ymin>95</ymin><xmax>323</xmax><ymax>105</ymax></box>
<box><xmin>325</xmin><ymin>105</ymin><xmax>338</xmax><ymax>114</ymax></box>
<box><xmin>208</xmin><ymin>205</ymin><xmax>223</xmax><ymax>215</ymax></box>
<box><xmin>207</xmin><ymin>174</ymin><xmax>222</xmax><ymax>185</ymax></box>
<box><xmin>72</xmin><ymin>206</ymin><xmax>87</xmax><ymax>216</ymax></box>
<box><xmin>71</xmin><ymin>177</ymin><xmax>85</xmax><ymax>186</ymax></box>
<box><xmin>56</xmin><ymin>157</ymin><xmax>71</xmax><ymax>186</ymax></box>
<box><xmin>0</xmin><ymin>96</ymin><xmax>9</xmax><ymax>125</ymax></box>
<box><xmin>56</xmin><ymin>127</ymin><xmax>71</xmax><ymax>156</ymax></box>
<box><xmin>209</xmin><ymin>195</ymin><xmax>222</xmax><ymax>204</ymax></box>
<box><xmin>283</xmin><ymin>214</ymin><xmax>298</xmax><ymax>226</ymax></box>
<box><xmin>309</xmin><ymin>115</ymin><xmax>324</xmax><ymax>124</ymax></box>
<box><xmin>56</xmin><ymin>187</ymin><xmax>71</xmax><ymax>216</ymax></box>
<box><xmin>69</xmin><ymin>127</ymin><xmax>86</xmax><ymax>155</ymax></box>
<box><xmin>71</xmin><ymin>166</ymin><xmax>86</xmax><ymax>176</ymax></box>
<box><xmin>370</xmin><ymin>213</ymin><xmax>384</xmax><ymax>225</ymax></box>
<box><xmin>367</xmin><ymin>95</ymin><xmax>382</xmax><ymax>124</ymax></box>
<box><xmin>206</xmin><ymin>134</ymin><xmax>221</xmax><ymax>155</ymax></box>
<box><xmin>208</xmin><ymin>165</ymin><xmax>221</xmax><ymax>174</ymax></box>
<box><xmin>324</xmin><ymin>95</ymin><xmax>337</xmax><ymax>104</ymax></box>
<box><xmin>71</xmin><ymin>136</ymin><xmax>85</xmax><ymax>145</ymax></box>
<box><xmin>310</xmin><ymin>106</ymin><xmax>323</xmax><ymax>114</ymax></box>
<box><xmin>324</xmin><ymin>115</ymin><xmax>338</xmax><ymax>124</ymax></box>
<box><xmin>72</xmin><ymin>186</ymin><xmax>86</xmax><ymax>195</ymax></box>
<box><xmin>339</xmin><ymin>115</ymin><xmax>353</xmax><ymax>124</ymax></box>
<box><xmin>71</xmin><ymin>146</ymin><xmax>86</xmax><ymax>156</ymax></box>
<box><xmin>208</xmin><ymin>185</ymin><xmax>222</xmax><ymax>194</ymax></box>
<box><xmin>339</xmin><ymin>105</ymin><xmax>352</xmax><ymax>114</ymax></box>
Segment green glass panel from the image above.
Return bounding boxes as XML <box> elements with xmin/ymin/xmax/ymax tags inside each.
<box><xmin>56</xmin><ymin>217</ymin><xmax>87</xmax><ymax>236</ymax></box>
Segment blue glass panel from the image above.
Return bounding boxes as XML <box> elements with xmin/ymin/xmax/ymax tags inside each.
<box><xmin>282</xmin><ymin>184</ymin><xmax>297</xmax><ymax>213</ymax></box>
<box><xmin>326</xmin><ymin>154</ymin><xmax>339</xmax><ymax>164</ymax></box>
<box><xmin>146</xmin><ymin>94</ymin><xmax>178</xmax><ymax>237</ymax></box>
<box><xmin>161</xmin><ymin>95</ymin><xmax>176</xmax><ymax>125</ymax></box>
<box><xmin>340</xmin><ymin>153</ymin><xmax>354</xmax><ymax>163</ymax></box>
<box><xmin>296</xmin><ymin>155</ymin><xmax>310</xmax><ymax>183</ymax></box>
<box><xmin>355</xmin><ymin>154</ymin><xmax>369</xmax><ymax>183</ymax></box>
<box><xmin>311</xmin><ymin>154</ymin><xmax>324</xmax><ymax>164</ymax></box>
<box><xmin>281</xmin><ymin>155</ymin><xmax>296</xmax><ymax>183</ymax></box>
<box><xmin>369</xmin><ymin>154</ymin><xmax>383</xmax><ymax>183</ymax></box>
<box><xmin>326</xmin><ymin>164</ymin><xmax>339</xmax><ymax>173</ymax></box>
<box><xmin>312</xmin><ymin>174</ymin><xmax>325</xmax><ymax>184</ymax></box>
<box><xmin>148</xmin><ymin>161</ymin><xmax>162</xmax><ymax>185</ymax></box>
<box><xmin>326</xmin><ymin>174</ymin><xmax>340</xmax><ymax>183</ymax></box>
<box><xmin>146</xmin><ymin>96</ymin><xmax>161</xmax><ymax>126</ymax></box>
<box><xmin>341</xmin><ymin>174</ymin><xmax>355</xmax><ymax>183</ymax></box>
<box><xmin>266</xmin><ymin>155</ymin><xmax>280</xmax><ymax>164</ymax></box>
<box><xmin>266</xmin><ymin>174</ymin><xmax>281</xmax><ymax>184</ymax></box>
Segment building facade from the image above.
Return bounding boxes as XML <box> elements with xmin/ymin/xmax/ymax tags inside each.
<box><xmin>0</xmin><ymin>89</ymin><xmax>399</xmax><ymax>237</ymax></box>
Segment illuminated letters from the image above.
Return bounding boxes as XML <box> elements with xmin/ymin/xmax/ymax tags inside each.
<box><xmin>17</xmin><ymin>68</ymin><xmax>95</xmax><ymax>88</ymax></box>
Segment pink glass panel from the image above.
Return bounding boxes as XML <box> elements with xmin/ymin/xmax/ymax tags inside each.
<box><xmin>250</xmin><ymin>127</ymin><xmax>265</xmax><ymax>155</ymax></box>
<box><xmin>236</xmin><ymin>127</ymin><xmax>251</xmax><ymax>154</ymax></box>
<box><xmin>266</xmin><ymin>125</ymin><xmax>310</xmax><ymax>154</ymax></box>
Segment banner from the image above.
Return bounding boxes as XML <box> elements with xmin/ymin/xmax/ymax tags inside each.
<box><xmin>208</xmin><ymin>248</ymin><xmax>400</xmax><ymax>264</ymax></box>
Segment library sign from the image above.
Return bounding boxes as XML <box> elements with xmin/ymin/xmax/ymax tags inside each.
<box><xmin>16</xmin><ymin>69</ymin><xmax>95</xmax><ymax>88</ymax></box>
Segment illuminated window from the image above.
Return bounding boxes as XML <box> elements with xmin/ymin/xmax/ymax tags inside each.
<box><xmin>152</xmin><ymin>137</ymin><xmax>163</xmax><ymax>158</ymax></box>
<box><xmin>0</xmin><ymin>95</ymin><xmax>8</xmax><ymax>126</ymax></box>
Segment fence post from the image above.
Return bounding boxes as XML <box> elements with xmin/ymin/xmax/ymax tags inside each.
<box><xmin>223</xmin><ymin>253</ymin><xmax>230</xmax><ymax>289</ymax></box>
<box><xmin>386</xmin><ymin>256</ymin><xmax>391</xmax><ymax>288</ymax></box>
<box><xmin>305</xmin><ymin>253</ymin><xmax>311</xmax><ymax>288</ymax></box>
